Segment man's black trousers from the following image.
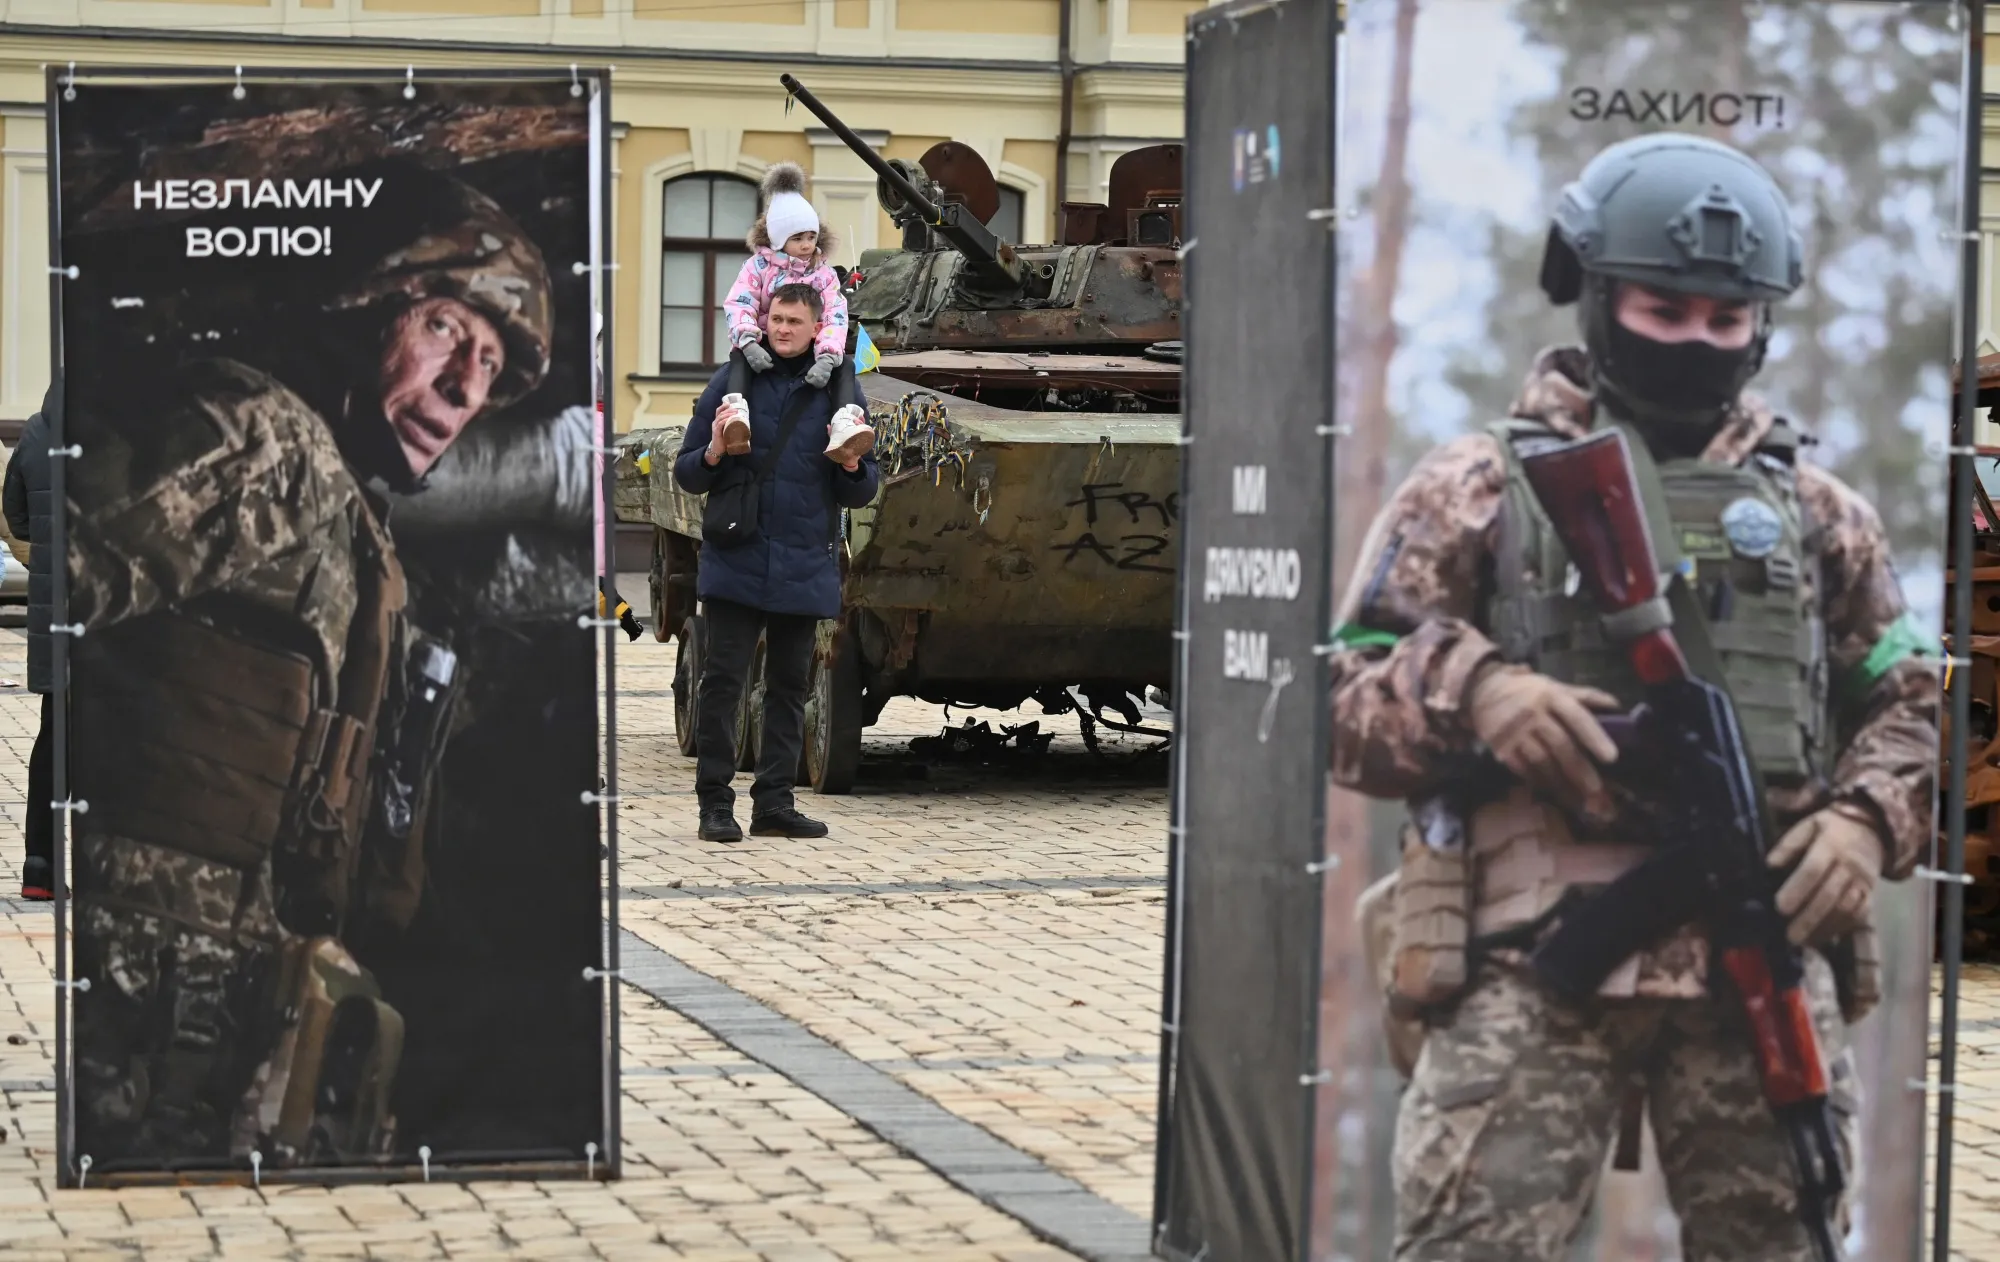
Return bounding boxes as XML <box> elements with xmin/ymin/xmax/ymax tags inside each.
<box><xmin>26</xmin><ymin>691</ymin><xmax>52</xmax><ymax>863</ymax></box>
<box><xmin>695</xmin><ymin>596</ymin><xmax>819</xmax><ymax>816</ymax></box>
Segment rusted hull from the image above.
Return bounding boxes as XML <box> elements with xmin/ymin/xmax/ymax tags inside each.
<box><xmin>851</xmin><ymin>243</ymin><xmax>1183</xmax><ymax>351</ymax></box>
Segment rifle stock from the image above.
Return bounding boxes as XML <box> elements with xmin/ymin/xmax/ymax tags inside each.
<box><xmin>1516</xmin><ymin>429</ymin><xmax>1688</xmax><ymax>687</ymax></box>
<box><xmin>1509</xmin><ymin>427</ymin><xmax>1845</xmax><ymax>1262</ymax></box>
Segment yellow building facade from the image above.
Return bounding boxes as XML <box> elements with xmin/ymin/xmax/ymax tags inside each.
<box><xmin>0</xmin><ymin>0</ymin><xmax>1211</xmax><ymax>429</ymax></box>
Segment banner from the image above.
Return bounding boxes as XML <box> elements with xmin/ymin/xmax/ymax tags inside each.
<box><xmin>1320</xmin><ymin>2</ymin><xmax>1959</xmax><ymax>1259</ymax></box>
<box><xmin>1154</xmin><ymin>3</ymin><xmax>1339</xmax><ymax>1259</ymax></box>
<box><xmin>51</xmin><ymin>72</ymin><xmax>608</xmax><ymax>1181</ymax></box>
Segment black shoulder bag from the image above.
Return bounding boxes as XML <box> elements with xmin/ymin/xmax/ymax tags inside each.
<box><xmin>701</xmin><ymin>384</ymin><xmax>819</xmax><ymax>550</ymax></box>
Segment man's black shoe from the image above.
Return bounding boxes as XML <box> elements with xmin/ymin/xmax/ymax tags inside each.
<box><xmin>20</xmin><ymin>855</ymin><xmax>52</xmax><ymax>901</ymax></box>
<box><xmin>749</xmin><ymin>808</ymin><xmax>829</xmax><ymax>839</ymax></box>
<box><xmin>698</xmin><ymin>808</ymin><xmax>743</xmax><ymax>843</ymax></box>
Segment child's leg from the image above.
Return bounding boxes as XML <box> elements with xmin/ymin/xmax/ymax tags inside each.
<box><xmin>829</xmin><ymin>363</ymin><xmax>859</xmax><ymax>413</ymax></box>
<box><xmin>719</xmin><ymin>346</ymin><xmax>753</xmax><ymax>454</ymax></box>
<box><xmin>726</xmin><ymin>345</ymin><xmax>750</xmax><ymax>400</ymax></box>
<box><xmin>825</xmin><ymin>363</ymin><xmax>874</xmax><ymax>461</ymax></box>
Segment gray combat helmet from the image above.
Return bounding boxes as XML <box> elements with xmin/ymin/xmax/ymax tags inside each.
<box><xmin>1538</xmin><ymin>132</ymin><xmax>1804</xmax><ymax>435</ymax></box>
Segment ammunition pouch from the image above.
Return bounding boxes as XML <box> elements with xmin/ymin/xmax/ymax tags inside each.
<box><xmin>1387</xmin><ymin>821</ymin><xmax>1472</xmax><ymax>1015</ymax></box>
<box><xmin>71</xmin><ymin>615</ymin><xmax>363</xmax><ymax>882</ymax></box>
<box><xmin>1358</xmin><ymin>868</ymin><xmax>1426</xmax><ymax>1080</ymax></box>
<box><xmin>258</xmin><ymin>936</ymin><xmax>404</xmax><ymax>1164</ymax></box>
<box><xmin>1360</xmin><ymin>815</ymin><xmax>1480</xmax><ymax>1081</ymax></box>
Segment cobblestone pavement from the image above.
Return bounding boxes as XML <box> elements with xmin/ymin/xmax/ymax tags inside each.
<box><xmin>0</xmin><ymin>619</ymin><xmax>1997</xmax><ymax>1259</ymax></box>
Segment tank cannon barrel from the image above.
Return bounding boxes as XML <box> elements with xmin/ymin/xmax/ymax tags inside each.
<box><xmin>778</xmin><ymin>74</ymin><xmax>941</xmax><ymax>220</ymax></box>
<box><xmin>779</xmin><ymin>74</ymin><xmax>1022</xmax><ymax>293</ymax></box>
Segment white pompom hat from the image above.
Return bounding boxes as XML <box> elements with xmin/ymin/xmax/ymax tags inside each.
<box><xmin>765</xmin><ymin>189</ymin><xmax>820</xmax><ymax>250</ymax></box>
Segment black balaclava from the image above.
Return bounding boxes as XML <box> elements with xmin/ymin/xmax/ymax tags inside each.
<box><xmin>1579</xmin><ymin>273</ymin><xmax>1770</xmax><ymax>458</ymax></box>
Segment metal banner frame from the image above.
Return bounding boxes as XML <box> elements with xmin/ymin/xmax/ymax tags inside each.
<box><xmin>42</xmin><ymin>63</ymin><xmax>620</xmax><ymax>1189</ymax></box>
<box><xmin>1157</xmin><ymin>0</ymin><xmax>1982</xmax><ymax>1258</ymax></box>
<box><xmin>1934</xmin><ymin>4</ymin><xmax>1982</xmax><ymax>1258</ymax></box>
<box><xmin>1154</xmin><ymin>2</ymin><xmax>1341</xmax><ymax>1258</ymax></box>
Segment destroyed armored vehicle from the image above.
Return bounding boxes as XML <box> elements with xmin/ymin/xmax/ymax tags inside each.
<box><xmin>1944</xmin><ymin>355</ymin><xmax>2000</xmax><ymax>955</ymax></box>
<box><xmin>615</xmin><ymin>74</ymin><xmax>1183</xmax><ymax>792</ymax></box>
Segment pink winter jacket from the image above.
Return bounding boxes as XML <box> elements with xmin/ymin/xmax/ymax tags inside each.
<box><xmin>724</xmin><ymin>245</ymin><xmax>848</xmax><ymax>363</ymax></box>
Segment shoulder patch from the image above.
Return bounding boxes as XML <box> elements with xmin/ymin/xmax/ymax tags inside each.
<box><xmin>1721</xmin><ymin>496</ymin><xmax>1786</xmax><ymax>559</ymax></box>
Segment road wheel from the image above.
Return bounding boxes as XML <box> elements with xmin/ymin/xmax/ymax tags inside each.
<box><xmin>671</xmin><ymin>613</ymin><xmax>702</xmax><ymax>758</ymax></box>
<box><xmin>649</xmin><ymin>528</ymin><xmax>673</xmax><ymax>642</ymax></box>
<box><xmin>802</xmin><ymin>620</ymin><xmax>863</xmax><ymax>795</ymax></box>
<box><xmin>737</xmin><ymin>635</ymin><xmax>767</xmax><ymax>772</ymax></box>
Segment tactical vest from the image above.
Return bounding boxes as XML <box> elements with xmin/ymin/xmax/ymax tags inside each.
<box><xmin>71</xmin><ymin>494</ymin><xmax>408</xmax><ymax>932</ymax></box>
<box><xmin>1485</xmin><ymin>416</ymin><xmax>1830</xmax><ymax>790</ymax></box>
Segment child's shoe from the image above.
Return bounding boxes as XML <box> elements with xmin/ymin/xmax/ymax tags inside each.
<box><xmin>718</xmin><ymin>394</ymin><xmax>753</xmax><ymax>456</ymax></box>
<box><xmin>825</xmin><ymin>405</ymin><xmax>875</xmax><ymax>463</ymax></box>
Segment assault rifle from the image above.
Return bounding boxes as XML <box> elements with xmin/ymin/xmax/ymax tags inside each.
<box><xmin>1500</xmin><ymin>428</ymin><xmax>1845</xmax><ymax>1262</ymax></box>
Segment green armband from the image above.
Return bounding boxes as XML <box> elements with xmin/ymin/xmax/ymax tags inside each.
<box><xmin>1837</xmin><ymin>612</ymin><xmax>1933</xmax><ymax>710</ymax></box>
<box><xmin>1331</xmin><ymin>622</ymin><xmax>1400</xmax><ymax>651</ymax></box>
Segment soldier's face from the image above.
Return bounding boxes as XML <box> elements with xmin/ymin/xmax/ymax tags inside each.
<box><xmin>1613</xmin><ymin>283</ymin><xmax>1756</xmax><ymax>351</ymax></box>
<box><xmin>378</xmin><ymin>296</ymin><xmax>507</xmax><ymax>477</ymax></box>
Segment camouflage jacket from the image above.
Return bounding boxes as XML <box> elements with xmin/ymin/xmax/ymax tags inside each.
<box><xmin>1328</xmin><ymin>346</ymin><xmax>1938</xmax><ymax>881</ymax></box>
<box><xmin>67</xmin><ymin>356</ymin><xmax>381</xmax><ymax>683</ymax></box>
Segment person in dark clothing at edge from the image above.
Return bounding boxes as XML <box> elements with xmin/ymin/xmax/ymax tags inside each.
<box><xmin>674</xmin><ymin>282</ymin><xmax>879</xmax><ymax>843</ymax></box>
<box><xmin>5</xmin><ymin>379</ymin><xmax>56</xmax><ymax>900</ymax></box>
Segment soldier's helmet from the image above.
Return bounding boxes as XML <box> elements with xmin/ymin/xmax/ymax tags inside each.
<box><xmin>1538</xmin><ymin>132</ymin><xmax>1803</xmax><ymax>431</ymax></box>
<box><xmin>319</xmin><ymin>163</ymin><xmax>555</xmax><ymax>414</ymax></box>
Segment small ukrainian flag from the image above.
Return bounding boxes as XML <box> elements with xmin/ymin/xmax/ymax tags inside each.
<box><xmin>854</xmin><ymin>323</ymin><xmax>881</xmax><ymax>375</ymax></box>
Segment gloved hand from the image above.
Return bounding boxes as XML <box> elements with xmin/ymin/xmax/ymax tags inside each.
<box><xmin>1767</xmin><ymin>804</ymin><xmax>1885</xmax><ymax>947</ymax></box>
<box><xmin>806</xmin><ymin>354</ymin><xmax>839</xmax><ymax>388</ymax></box>
<box><xmin>741</xmin><ymin>341</ymin><xmax>774</xmax><ymax>372</ymax></box>
<box><xmin>1466</xmin><ymin>663</ymin><xmax>1621</xmax><ymax>820</ymax></box>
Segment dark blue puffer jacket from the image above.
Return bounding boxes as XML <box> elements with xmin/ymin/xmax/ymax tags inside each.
<box><xmin>3</xmin><ymin>380</ymin><xmax>55</xmax><ymax>694</ymax></box>
<box><xmin>673</xmin><ymin>349</ymin><xmax>879</xmax><ymax>621</ymax></box>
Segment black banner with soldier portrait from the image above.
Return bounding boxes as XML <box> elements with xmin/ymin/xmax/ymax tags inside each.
<box><xmin>47</xmin><ymin>71</ymin><xmax>610</xmax><ymax>1182</ymax></box>
<box><xmin>1318</xmin><ymin>2</ymin><xmax>1961</xmax><ymax>1260</ymax></box>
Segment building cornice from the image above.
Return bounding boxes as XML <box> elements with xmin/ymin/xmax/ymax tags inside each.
<box><xmin>0</xmin><ymin>23</ymin><xmax>1185</xmax><ymax>79</ymax></box>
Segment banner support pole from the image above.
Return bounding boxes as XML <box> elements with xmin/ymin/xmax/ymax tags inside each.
<box><xmin>1933</xmin><ymin>4</ymin><xmax>1981</xmax><ymax>1258</ymax></box>
<box><xmin>593</xmin><ymin>67</ymin><xmax>624</xmax><ymax>1183</ymax></box>
<box><xmin>41</xmin><ymin>62</ymin><xmax>77</xmax><ymax>1190</ymax></box>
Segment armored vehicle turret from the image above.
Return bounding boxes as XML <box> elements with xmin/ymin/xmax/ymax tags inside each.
<box><xmin>780</xmin><ymin>74</ymin><xmax>1184</xmax><ymax>375</ymax></box>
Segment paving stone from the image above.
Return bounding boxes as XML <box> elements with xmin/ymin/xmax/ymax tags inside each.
<box><xmin>3</xmin><ymin>623</ymin><xmax>1993</xmax><ymax>1258</ymax></box>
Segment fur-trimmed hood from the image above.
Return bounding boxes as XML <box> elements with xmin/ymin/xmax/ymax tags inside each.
<box><xmin>747</xmin><ymin>161</ymin><xmax>836</xmax><ymax>261</ymax></box>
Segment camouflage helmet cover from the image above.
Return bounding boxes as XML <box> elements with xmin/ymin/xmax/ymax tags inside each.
<box><xmin>320</xmin><ymin>165</ymin><xmax>554</xmax><ymax>412</ymax></box>
<box><xmin>1540</xmin><ymin>132</ymin><xmax>1803</xmax><ymax>305</ymax></box>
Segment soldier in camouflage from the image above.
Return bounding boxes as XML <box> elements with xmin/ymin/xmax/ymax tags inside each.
<box><xmin>1334</xmin><ymin>133</ymin><xmax>1937</xmax><ymax>1260</ymax></box>
<box><xmin>65</xmin><ymin>163</ymin><xmax>552</xmax><ymax>1166</ymax></box>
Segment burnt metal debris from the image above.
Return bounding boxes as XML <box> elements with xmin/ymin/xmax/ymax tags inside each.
<box><xmin>1945</xmin><ymin>361</ymin><xmax>2000</xmax><ymax>955</ymax></box>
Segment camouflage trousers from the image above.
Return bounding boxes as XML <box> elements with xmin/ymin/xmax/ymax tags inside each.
<box><xmin>1392</xmin><ymin>954</ymin><xmax>1856</xmax><ymax>1261</ymax></box>
<box><xmin>72</xmin><ymin>832</ymin><xmax>282</xmax><ymax>1164</ymax></box>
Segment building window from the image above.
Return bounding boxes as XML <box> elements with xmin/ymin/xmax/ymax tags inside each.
<box><xmin>660</xmin><ymin>173</ymin><xmax>760</xmax><ymax>371</ymax></box>
<box><xmin>988</xmin><ymin>185</ymin><xmax>1026</xmax><ymax>245</ymax></box>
